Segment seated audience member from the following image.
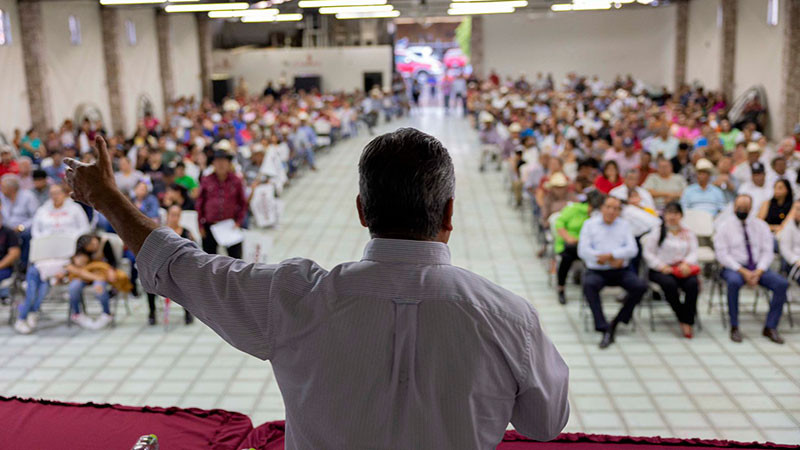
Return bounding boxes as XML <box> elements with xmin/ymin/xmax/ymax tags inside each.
<box><xmin>767</xmin><ymin>156</ymin><xmax>797</xmax><ymax>194</ymax></box>
<box><xmin>646</xmin><ymin>126</ymin><xmax>679</xmax><ymax>160</ymax></box>
<box><xmin>65</xmin><ymin>235</ymin><xmax>122</xmax><ymax>330</ymax></box>
<box><xmin>17</xmin><ymin>157</ymin><xmax>33</xmax><ymax>190</ymax></box>
<box><xmin>173</xmin><ymin>162</ymin><xmax>199</xmax><ymax>196</ymax></box>
<box><xmin>16</xmin><ymin>184</ymin><xmax>91</xmax><ymax>334</ymax></box>
<box><xmin>554</xmin><ymin>190</ymin><xmax>604</xmax><ymax>305</ymax></box>
<box><xmin>146</xmin><ymin>205</ymin><xmax>195</xmax><ymax>326</ymax></box>
<box><xmin>731</xmin><ymin>142</ymin><xmax>763</xmax><ymax>186</ymax></box>
<box><xmin>609</xmin><ymin>168</ymin><xmax>655</xmax><ymax>209</ymax></box>
<box><xmin>574</xmin><ymin>158</ymin><xmax>598</xmax><ymax>194</ymax></box>
<box><xmin>1</xmin><ymin>174</ymin><xmax>39</xmax><ymax>267</ymax></box>
<box><xmin>714</xmin><ymin>194</ymin><xmax>787</xmax><ymax>344</ymax></box>
<box><xmin>758</xmin><ymin>179</ymin><xmax>794</xmax><ymax>234</ymax></box>
<box><xmin>778</xmin><ymin>200</ymin><xmax>800</xmax><ymax>270</ymax></box>
<box><xmin>539</xmin><ymin>172</ymin><xmax>575</xmax><ymax>226</ymax></box>
<box><xmin>114</xmin><ymin>156</ymin><xmax>144</xmax><ymax>198</ymax></box>
<box><xmin>594</xmin><ymin>160</ymin><xmax>622</xmax><ymax>194</ymax></box>
<box><xmin>0</xmin><ymin>146</ymin><xmax>19</xmax><ymax>177</ymax></box>
<box><xmin>132</xmin><ymin>181</ymin><xmax>160</xmax><ymax>222</ymax></box>
<box><xmin>680</xmin><ymin>159</ymin><xmax>726</xmax><ymax>216</ymax></box>
<box><xmin>718</xmin><ymin>119</ymin><xmax>742</xmax><ymax>153</ymax></box>
<box><xmin>162</xmin><ymin>183</ymin><xmax>194</xmax><ymax>211</ymax></box>
<box><xmin>642</xmin><ymin>202</ymin><xmax>699</xmax><ymax>338</ymax></box>
<box><xmin>0</xmin><ymin>214</ymin><xmax>20</xmax><ymax>303</ymax></box>
<box><xmin>738</xmin><ymin>162</ymin><xmax>773</xmax><ymax>219</ymax></box>
<box><xmin>670</xmin><ymin>143</ymin><xmax>691</xmax><ymax>175</ymax></box>
<box><xmin>578</xmin><ymin>196</ymin><xmax>647</xmax><ymax>349</ymax></box>
<box><xmin>31</xmin><ymin>170</ymin><xmax>50</xmax><ymax>207</ymax></box>
<box><xmin>712</xmin><ymin>156</ymin><xmax>738</xmax><ymax>203</ymax></box>
<box><xmin>605</xmin><ymin>137</ymin><xmax>640</xmax><ymax>176</ymax></box>
<box><xmin>643</xmin><ymin>158</ymin><xmax>687</xmax><ymax>210</ymax></box>
<box><xmin>43</xmin><ymin>149</ymin><xmax>67</xmax><ymax>183</ymax></box>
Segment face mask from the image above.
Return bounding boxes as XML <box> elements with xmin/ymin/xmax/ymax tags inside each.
<box><xmin>735</xmin><ymin>210</ymin><xmax>749</xmax><ymax>221</ymax></box>
<box><xmin>667</xmin><ymin>224</ymin><xmax>681</xmax><ymax>231</ymax></box>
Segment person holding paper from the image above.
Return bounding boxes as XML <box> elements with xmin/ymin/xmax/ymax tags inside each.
<box><xmin>195</xmin><ymin>150</ymin><xmax>247</xmax><ymax>258</ymax></box>
<box><xmin>64</xmin><ymin>131</ymin><xmax>569</xmax><ymax>449</ymax></box>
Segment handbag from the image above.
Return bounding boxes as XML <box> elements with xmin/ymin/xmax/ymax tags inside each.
<box><xmin>672</xmin><ymin>264</ymin><xmax>700</xmax><ymax>278</ymax></box>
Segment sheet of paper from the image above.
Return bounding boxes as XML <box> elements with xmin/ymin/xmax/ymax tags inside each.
<box><xmin>209</xmin><ymin>219</ymin><xmax>244</xmax><ymax>248</ymax></box>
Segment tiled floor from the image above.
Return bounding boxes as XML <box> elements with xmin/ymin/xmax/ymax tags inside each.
<box><xmin>1</xmin><ymin>109</ymin><xmax>798</xmax><ymax>445</ymax></box>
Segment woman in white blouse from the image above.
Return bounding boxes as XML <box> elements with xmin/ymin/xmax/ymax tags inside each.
<box><xmin>642</xmin><ymin>202</ymin><xmax>700</xmax><ymax>338</ymax></box>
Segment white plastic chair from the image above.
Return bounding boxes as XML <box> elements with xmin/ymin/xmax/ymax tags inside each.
<box><xmin>683</xmin><ymin>209</ymin><xmax>715</xmax><ymax>264</ymax></box>
<box><xmin>26</xmin><ymin>233</ymin><xmax>80</xmax><ymax>325</ymax></box>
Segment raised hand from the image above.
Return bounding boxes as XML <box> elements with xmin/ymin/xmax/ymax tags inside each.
<box><xmin>64</xmin><ymin>136</ymin><xmax>116</xmax><ymax>211</ymax></box>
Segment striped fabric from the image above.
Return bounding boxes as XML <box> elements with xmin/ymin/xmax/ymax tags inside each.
<box><xmin>138</xmin><ymin>227</ymin><xmax>570</xmax><ymax>449</ymax></box>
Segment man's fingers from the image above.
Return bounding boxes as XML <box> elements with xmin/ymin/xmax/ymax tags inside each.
<box><xmin>63</xmin><ymin>157</ymin><xmax>82</xmax><ymax>169</ymax></box>
<box><xmin>94</xmin><ymin>136</ymin><xmax>112</xmax><ymax>171</ymax></box>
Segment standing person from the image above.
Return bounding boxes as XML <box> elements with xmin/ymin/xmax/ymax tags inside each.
<box><xmin>714</xmin><ymin>194</ymin><xmax>786</xmax><ymax>344</ymax></box>
<box><xmin>196</xmin><ymin>151</ymin><xmax>247</xmax><ymax>259</ymax></box>
<box><xmin>65</xmin><ymin>132</ymin><xmax>570</xmax><ymax>448</ymax></box>
<box><xmin>146</xmin><ymin>205</ymin><xmax>194</xmax><ymax>326</ymax></box>
<box><xmin>642</xmin><ymin>202</ymin><xmax>700</xmax><ymax>338</ymax></box>
<box><xmin>578</xmin><ymin>196</ymin><xmax>647</xmax><ymax>349</ymax></box>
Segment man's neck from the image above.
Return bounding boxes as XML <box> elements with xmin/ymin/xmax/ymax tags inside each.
<box><xmin>216</xmin><ymin>172</ymin><xmax>229</xmax><ymax>181</ymax></box>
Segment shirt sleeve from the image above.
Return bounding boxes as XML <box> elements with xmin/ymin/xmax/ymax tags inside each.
<box><xmin>641</xmin><ymin>230</ymin><xmax>664</xmax><ymax>270</ymax></box>
<box><xmin>713</xmin><ymin>223</ymin><xmax>742</xmax><ymax>271</ymax></box>
<box><xmin>577</xmin><ymin>221</ymin><xmax>598</xmax><ymax>265</ymax></box>
<box><xmin>779</xmin><ymin>226</ymin><xmax>800</xmax><ymax>266</ymax></box>
<box><xmin>610</xmin><ymin>222</ymin><xmax>638</xmax><ymax>261</ymax></box>
<box><xmin>137</xmin><ymin>227</ymin><xmax>319</xmax><ymax>361</ymax></box>
<box><xmin>510</xmin><ymin>309</ymin><xmax>570</xmax><ymax>442</ymax></box>
<box><xmin>684</xmin><ymin>231</ymin><xmax>699</xmax><ymax>265</ymax></box>
<box><xmin>755</xmin><ymin>221</ymin><xmax>775</xmax><ymax>271</ymax></box>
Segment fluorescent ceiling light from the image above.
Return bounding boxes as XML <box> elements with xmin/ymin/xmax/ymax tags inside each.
<box><xmin>99</xmin><ymin>0</ymin><xmax>165</xmax><ymax>4</ymax></box>
<box><xmin>241</xmin><ymin>13</ymin><xmax>304</xmax><ymax>21</ymax></box>
<box><xmin>449</xmin><ymin>1</ymin><xmax>526</xmax><ymax>8</ymax></box>
<box><xmin>335</xmin><ymin>9</ymin><xmax>400</xmax><ymax>18</ymax></box>
<box><xmin>320</xmin><ymin>4</ymin><xmax>393</xmax><ymax>13</ymax></box>
<box><xmin>299</xmin><ymin>0</ymin><xmax>386</xmax><ymax>6</ymax></box>
<box><xmin>164</xmin><ymin>2</ymin><xmax>249</xmax><ymax>12</ymax></box>
<box><xmin>209</xmin><ymin>9</ymin><xmax>279</xmax><ymax>18</ymax></box>
<box><xmin>550</xmin><ymin>3</ymin><xmax>572</xmax><ymax>10</ymax></box>
<box><xmin>571</xmin><ymin>0</ymin><xmax>612</xmax><ymax>9</ymax></box>
<box><xmin>447</xmin><ymin>6</ymin><xmax>514</xmax><ymax>14</ymax></box>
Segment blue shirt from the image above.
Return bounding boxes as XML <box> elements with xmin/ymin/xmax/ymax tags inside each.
<box><xmin>133</xmin><ymin>194</ymin><xmax>160</xmax><ymax>220</ymax></box>
<box><xmin>680</xmin><ymin>183</ymin><xmax>727</xmax><ymax>216</ymax></box>
<box><xmin>577</xmin><ymin>216</ymin><xmax>638</xmax><ymax>270</ymax></box>
<box><xmin>1</xmin><ymin>190</ymin><xmax>39</xmax><ymax>230</ymax></box>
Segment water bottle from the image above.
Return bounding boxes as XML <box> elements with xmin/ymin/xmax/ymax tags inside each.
<box><xmin>131</xmin><ymin>434</ymin><xmax>159</xmax><ymax>450</ymax></box>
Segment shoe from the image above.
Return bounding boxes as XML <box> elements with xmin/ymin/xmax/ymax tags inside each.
<box><xmin>599</xmin><ymin>330</ymin><xmax>615</xmax><ymax>349</ymax></box>
<box><xmin>71</xmin><ymin>313</ymin><xmax>95</xmax><ymax>329</ymax></box>
<box><xmin>26</xmin><ymin>312</ymin><xmax>39</xmax><ymax>330</ymax></box>
<box><xmin>184</xmin><ymin>313</ymin><xmax>194</xmax><ymax>325</ymax></box>
<box><xmin>730</xmin><ymin>326</ymin><xmax>743</xmax><ymax>343</ymax></box>
<box><xmin>762</xmin><ymin>327</ymin><xmax>784</xmax><ymax>344</ymax></box>
<box><xmin>13</xmin><ymin>319</ymin><xmax>32</xmax><ymax>335</ymax></box>
<box><xmin>91</xmin><ymin>313</ymin><xmax>113</xmax><ymax>330</ymax></box>
<box><xmin>0</xmin><ymin>296</ymin><xmax>8</xmax><ymax>306</ymax></box>
<box><xmin>148</xmin><ymin>315</ymin><xmax>156</xmax><ymax>326</ymax></box>
<box><xmin>680</xmin><ymin>323</ymin><xmax>693</xmax><ymax>339</ymax></box>
<box><xmin>558</xmin><ymin>291</ymin><xmax>567</xmax><ymax>305</ymax></box>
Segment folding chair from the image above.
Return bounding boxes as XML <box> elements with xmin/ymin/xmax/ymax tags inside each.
<box><xmin>313</xmin><ymin>120</ymin><xmax>333</xmax><ymax>149</ymax></box>
<box><xmin>23</xmin><ymin>233</ymin><xmax>80</xmax><ymax>326</ymax></box>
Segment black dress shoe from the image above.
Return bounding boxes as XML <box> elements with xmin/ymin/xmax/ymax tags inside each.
<box><xmin>599</xmin><ymin>330</ymin><xmax>615</xmax><ymax>349</ymax></box>
<box><xmin>148</xmin><ymin>315</ymin><xmax>156</xmax><ymax>326</ymax></box>
<box><xmin>762</xmin><ymin>327</ymin><xmax>785</xmax><ymax>344</ymax></box>
<box><xmin>730</xmin><ymin>326</ymin><xmax>743</xmax><ymax>343</ymax></box>
<box><xmin>185</xmin><ymin>313</ymin><xmax>194</xmax><ymax>325</ymax></box>
<box><xmin>558</xmin><ymin>291</ymin><xmax>567</xmax><ymax>305</ymax></box>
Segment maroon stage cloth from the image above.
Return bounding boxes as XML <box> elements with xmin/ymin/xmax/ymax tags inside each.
<box><xmin>0</xmin><ymin>396</ymin><xmax>253</xmax><ymax>449</ymax></box>
<box><xmin>240</xmin><ymin>422</ymin><xmax>799</xmax><ymax>450</ymax></box>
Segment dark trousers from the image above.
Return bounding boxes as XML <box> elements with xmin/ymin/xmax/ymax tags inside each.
<box><xmin>721</xmin><ymin>268</ymin><xmax>787</xmax><ymax>329</ymax></box>
<box><xmin>202</xmin><ymin>224</ymin><xmax>243</xmax><ymax>259</ymax></box>
<box><xmin>583</xmin><ymin>268</ymin><xmax>647</xmax><ymax>332</ymax></box>
<box><xmin>557</xmin><ymin>245</ymin><xmax>580</xmax><ymax>288</ymax></box>
<box><xmin>648</xmin><ymin>270</ymin><xmax>699</xmax><ymax>325</ymax></box>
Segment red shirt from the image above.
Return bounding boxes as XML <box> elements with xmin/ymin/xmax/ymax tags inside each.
<box><xmin>0</xmin><ymin>161</ymin><xmax>19</xmax><ymax>177</ymax></box>
<box><xmin>594</xmin><ymin>175</ymin><xmax>623</xmax><ymax>194</ymax></box>
<box><xmin>196</xmin><ymin>172</ymin><xmax>247</xmax><ymax>227</ymax></box>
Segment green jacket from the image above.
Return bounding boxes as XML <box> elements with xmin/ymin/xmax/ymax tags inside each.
<box><xmin>554</xmin><ymin>202</ymin><xmax>590</xmax><ymax>254</ymax></box>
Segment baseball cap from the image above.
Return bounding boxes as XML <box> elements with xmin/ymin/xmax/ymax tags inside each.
<box><xmin>751</xmin><ymin>162</ymin><xmax>766</xmax><ymax>174</ymax></box>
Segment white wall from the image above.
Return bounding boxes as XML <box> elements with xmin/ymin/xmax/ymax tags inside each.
<box><xmin>483</xmin><ymin>7</ymin><xmax>677</xmax><ymax>90</ymax></box>
<box><xmin>41</xmin><ymin>1</ymin><xmax>111</xmax><ymax>130</ymax></box>
<box><xmin>117</xmin><ymin>8</ymin><xmax>163</xmax><ymax>135</ymax></box>
<box><xmin>0</xmin><ymin>0</ymin><xmax>31</xmax><ymax>138</ymax></box>
<box><xmin>169</xmin><ymin>14</ymin><xmax>202</xmax><ymax>101</ymax></box>
<box><xmin>686</xmin><ymin>0</ymin><xmax>721</xmax><ymax>91</ymax></box>
<box><xmin>212</xmin><ymin>46</ymin><xmax>393</xmax><ymax>93</ymax></box>
<box><xmin>734</xmin><ymin>0</ymin><xmax>785</xmax><ymax>138</ymax></box>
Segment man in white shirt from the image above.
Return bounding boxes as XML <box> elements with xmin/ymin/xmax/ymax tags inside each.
<box><xmin>737</xmin><ymin>162</ymin><xmax>773</xmax><ymax>219</ymax></box>
<box><xmin>64</xmin><ymin>132</ymin><xmax>570</xmax><ymax>449</ymax></box>
<box><xmin>714</xmin><ymin>194</ymin><xmax>786</xmax><ymax>344</ymax></box>
<box><xmin>609</xmin><ymin>168</ymin><xmax>655</xmax><ymax>210</ymax></box>
<box><xmin>731</xmin><ymin>142</ymin><xmax>765</xmax><ymax>186</ymax></box>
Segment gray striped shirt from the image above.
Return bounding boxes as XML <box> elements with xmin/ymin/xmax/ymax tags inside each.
<box><xmin>138</xmin><ymin>227</ymin><xmax>570</xmax><ymax>449</ymax></box>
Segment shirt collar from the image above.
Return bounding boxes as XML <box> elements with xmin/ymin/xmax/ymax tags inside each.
<box><xmin>362</xmin><ymin>238</ymin><xmax>451</xmax><ymax>266</ymax></box>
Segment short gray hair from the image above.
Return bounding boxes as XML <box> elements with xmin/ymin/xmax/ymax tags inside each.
<box><xmin>1</xmin><ymin>174</ymin><xmax>20</xmax><ymax>191</ymax></box>
<box><xmin>358</xmin><ymin>128</ymin><xmax>455</xmax><ymax>240</ymax></box>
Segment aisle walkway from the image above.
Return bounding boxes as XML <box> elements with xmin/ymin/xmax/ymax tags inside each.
<box><xmin>0</xmin><ymin>110</ymin><xmax>798</xmax><ymax>444</ymax></box>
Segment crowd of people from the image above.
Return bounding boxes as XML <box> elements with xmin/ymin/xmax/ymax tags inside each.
<box><xmin>2</xmin><ymin>82</ymin><xmax>406</xmax><ymax>335</ymax></box>
<box><xmin>471</xmin><ymin>71</ymin><xmax>799</xmax><ymax>348</ymax></box>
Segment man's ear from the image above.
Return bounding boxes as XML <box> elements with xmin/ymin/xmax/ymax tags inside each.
<box><xmin>442</xmin><ymin>197</ymin><xmax>454</xmax><ymax>232</ymax></box>
<box><xmin>356</xmin><ymin>194</ymin><xmax>368</xmax><ymax>228</ymax></box>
